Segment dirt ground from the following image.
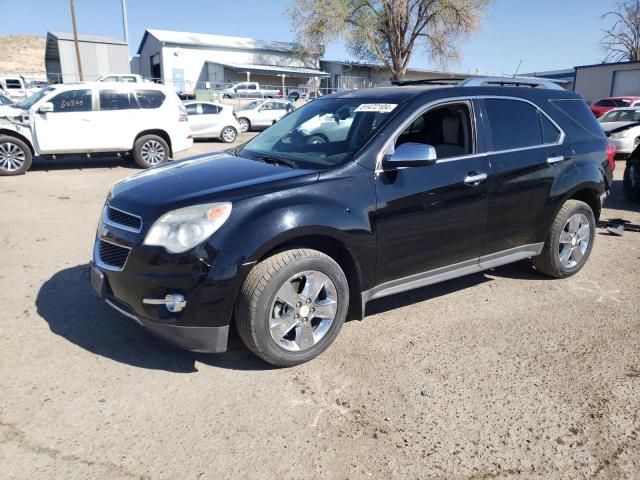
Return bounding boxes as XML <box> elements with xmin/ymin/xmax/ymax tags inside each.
<box><xmin>1</xmin><ymin>142</ymin><xmax>639</xmax><ymax>479</ymax></box>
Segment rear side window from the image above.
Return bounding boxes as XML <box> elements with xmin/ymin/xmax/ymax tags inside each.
<box><xmin>540</xmin><ymin>113</ymin><xmax>561</xmax><ymax>144</ymax></box>
<box><xmin>99</xmin><ymin>90</ymin><xmax>137</xmax><ymax>110</ymax></box>
<box><xmin>5</xmin><ymin>79</ymin><xmax>22</xmax><ymax>89</ymax></box>
<box><xmin>202</xmin><ymin>104</ymin><xmax>221</xmax><ymax>114</ymax></box>
<box><xmin>485</xmin><ymin>99</ymin><xmax>542</xmax><ymax>151</ymax></box>
<box><xmin>551</xmin><ymin>99</ymin><xmax>605</xmax><ymax>138</ymax></box>
<box><xmin>595</xmin><ymin>99</ymin><xmax>615</xmax><ymax>107</ymax></box>
<box><xmin>185</xmin><ymin>103</ymin><xmax>199</xmax><ymax>115</ymax></box>
<box><xmin>136</xmin><ymin>90</ymin><xmax>165</xmax><ymax>109</ymax></box>
<box><xmin>50</xmin><ymin>89</ymin><xmax>92</xmax><ymax>112</ymax></box>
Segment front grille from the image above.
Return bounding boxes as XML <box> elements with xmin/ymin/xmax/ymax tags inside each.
<box><xmin>98</xmin><ymin>240</ymin><xmax>130</xmax><ymax>269</ymax></box>
<box><xmin>106</xmin><ymin>206</ymin><xmax>141</xmax><ymax>231</ymax></box>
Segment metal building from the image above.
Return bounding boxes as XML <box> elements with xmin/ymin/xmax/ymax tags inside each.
<box><xmin>45</xmin><ymin>31</ymin><xmax>130</xmax><ymax>83</ymax></box>
<box><xmin>134</xmin><ymin>29</ymin><xmax>328</xmax><ymax>95</ymax></box>
<box><xmin>574</xmin><ymin>61</ymin><xmax>640</xmax><ymax>103</ymax></box>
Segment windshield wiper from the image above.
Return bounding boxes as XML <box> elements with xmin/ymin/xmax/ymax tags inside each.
<box><xmin>255</xmin><ymin>155</ymin><xmax>297</xmax><ymax>168</ymax></box>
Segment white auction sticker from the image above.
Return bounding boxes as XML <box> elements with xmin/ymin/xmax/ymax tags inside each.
<box><xmin>354</xmin><ymin>103</ymin><xmax>398</xmax><ymax>113</ymax></box>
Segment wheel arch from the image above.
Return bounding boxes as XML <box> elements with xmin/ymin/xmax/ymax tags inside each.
<box><xmin>134</xmin><ymin>129</ymin><xmax>172</xmax><ymax>157</ymax></box>
<box><xmin>254</xmin><ymin>233</ymin><xmax>365</xmax><ymax>321</ymax></box>
<box><xmin>568</xmin><ymin>187</ymin><xmax>602</xmax><ymax>221</ymax></box>
<box><xmin>0</xmin><ymin>129</ymin><xmax>35</xmax><ymax>155</ymax></box>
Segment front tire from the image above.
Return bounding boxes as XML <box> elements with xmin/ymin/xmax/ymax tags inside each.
<box><xmin>623</xmin><ymin>160</ymin><xmax>640</xmax><ymax>202</ymax></box>
<box><xmin>237</xmin><ymin>118</ymin><xmax>250</xmax><ymax>133</ymax></box>
<box><xmin>132</xmin><ymin>134</ymin><xmax>169</xmax><ymax>169</ymax></box>
<box><xmin>533</xmin><ymin>200</ymin><xmax>595</xmax><ymax>278</ymax></box>
<box><xmin>0</xmin><ymin>135</ymin><xmax>32</xmax><ymax>176</ymax></box>
<box><xmin>235</xmin><ymin>249</ymin><xmax>349</xmax><ymax>367</ymax></box>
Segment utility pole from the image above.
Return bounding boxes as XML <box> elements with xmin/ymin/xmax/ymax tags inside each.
<box><xmin>121</xmin><ymin>0</ymin><xmax>129</xmax><ymax>44</ymax></box>
<box><xmin>69</xmin><ymin>0</ymin><xmax>83</xmax><ymax>81</ymax></box>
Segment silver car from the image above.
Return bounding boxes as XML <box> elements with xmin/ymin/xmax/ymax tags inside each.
<box><xmin>599</xmin><ymin>107</ymin><xmax>640</xmax><ymax>156</ymax></box>
<box><xmin>234</xmin><ymin>100</ymin><xmax>295</xmax><ymax>132</ymax></box>
<box><xmin>184</xmin><ymin>101</ymin><xmax>241</xmax><ymax>143</ymax></box>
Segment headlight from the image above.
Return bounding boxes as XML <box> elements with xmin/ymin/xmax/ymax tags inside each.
<box><xmin>144</xmin><ymin>202</ymin><xmax>232</xmax><ymax>253</ymax></box>
<box><xmin>610</xmin><ymin>130</ymin><xmax>631</xmax><ymax>139</ymax></box>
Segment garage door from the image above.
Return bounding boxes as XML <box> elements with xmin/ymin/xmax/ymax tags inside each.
<box><xmin>612</xmin><ymin>69</ymin><xmax>640</xmax><ymax>96</ymax></box>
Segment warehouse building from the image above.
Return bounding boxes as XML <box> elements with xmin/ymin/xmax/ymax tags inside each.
<box><xmin>133</xmin><ymin>29</ymin><xmax>328</xmax><ymax>94</ymax></box>
<box><xmin>45</xmin><ymin>31</ymin><xmax>130</xmax><ymax>83</ymax></box>
<box><xmin>574</xmin><ymin>61</ymin><xmax>640</xmax><ymax>103</ymax></box>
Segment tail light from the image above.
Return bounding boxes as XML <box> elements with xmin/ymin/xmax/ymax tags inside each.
<box><xmin>606</xmin><ymin>142</ymin><xmax>616</xmax><ymax>171</ymax></box>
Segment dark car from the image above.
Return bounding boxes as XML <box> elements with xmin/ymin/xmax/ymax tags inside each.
<box><xmin>91</xmin><ymin>78</ymin><xmax>615</xmax><ymax>366</ymax></box>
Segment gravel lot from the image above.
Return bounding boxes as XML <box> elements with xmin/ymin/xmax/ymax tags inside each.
<box><xmin>1</xmin><ymin>143</ymin><xmax>639</xmax><ymax>479</ymax></box>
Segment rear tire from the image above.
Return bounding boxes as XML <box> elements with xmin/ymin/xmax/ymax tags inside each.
<box><xmin>235</xmin><ymin>249</ymin><xmax>349</xmax><ymax>367</ymax></box>
<box><xmin>219</xmin><ymin>126</ymin><xmax>237</xmax><ymax>143</ymax></box>
<box><xmin>132</xmin><ymin>134</ymin><xmax>169</xmax><ymax>169</ymax></box>
<box><xmin>0</xmin><ymin>135</ymin><xmax>32</xmax><ymax>176</ymax></box>
<box><xmin>533</xmin><ymin>200</ymin><xmax>595</xmax><ymax>278</ymax></box>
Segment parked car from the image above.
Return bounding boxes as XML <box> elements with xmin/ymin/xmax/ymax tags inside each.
<box><xmin>98</xmin><ymin>74</ymin><xmax>148</xmax><ymax>84</ymax></box>
<box><xmin>598</xmin><ymin>107</ymin><xmax>640</xmax><ymax>157</ymax></box>
<box><xmin>221</xmin><ymin>82</ymin><xmax>281</xmax><ymax>99</ymax></box>
<box><xmin>623</xmin><ymin>143</ymin><xmax>640</xmax><ymax>201</ymax></box>
<box><xmin>234</xmin><ymin>99</ymin><xmax>295</xmax><ymax>132</ymax></box>
<box><xmin>91</xmin><ymin>77</ymin><xmax>614</xmax><ymax>366</ymax></box>
<box><xmin>0</xmin><ymin>82</ymin><xmax>192</xmax><ymax>175</ymax></box>
<box><xmin>184</xmin><ymin>101</ymin><xmax>240</xmax><ymax>143</ymax></box>
<box><xmin>0</xmin><ymin>76</ymin><xmax>40</xmax><ymax>102</ymax></box>
<box><xmin>590</xmin><ymin>96</ymin><xmax>640</xmax><ymax>118</ymax></box>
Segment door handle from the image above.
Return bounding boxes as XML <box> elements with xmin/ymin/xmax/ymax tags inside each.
<box><xmin>547</xmin><ymin>155</ymin><xmax>565</xmax><ymax>164</ymax></box>
<box><xmin>464</xmin><ymin>172</ymin><xmax>488</xmax><ymax>185</ymax></box>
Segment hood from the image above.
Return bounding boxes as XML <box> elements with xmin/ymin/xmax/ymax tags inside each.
<box><xmin>109</xmin><ymin>152</ymin><xmax>319</xmax><ymax>220</ymax></box>
<box><xmin>601</xmin><ymin>121</ymin><xmax>640</xmax><ymax>134</ymax></box>
<box><xmin>0</xmin><ymin>106</ymin><xmax>24</xmax><ymax>118</ymax></box>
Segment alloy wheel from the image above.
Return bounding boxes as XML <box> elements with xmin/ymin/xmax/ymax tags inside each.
<box><xmin>238</xmin><ymin>119</ymin><xmax>249</xmax><ymax>133</ymax></box>
<box><xmin>558</xmin><ymin>213</ymin><xmax>590</xmax><ymax>269</ymax></box>
<box><xmin>222</xmin><ymin>127</ymin><xmax>236</xmax><ymax>143</ymax></box>
<box><xmin>140</xmin><ymin>140</ymin><xmax>166</xmax><ymax>165</ymax></box>
<box><xmin>0</xmin><ymin>142</ymin><xmax>26</xmax><ymax>172</ymax></box>
<box><xmin>269</xmin><ymin>270</ymin><xmax>338</xmax><ymax>352</ymax></box>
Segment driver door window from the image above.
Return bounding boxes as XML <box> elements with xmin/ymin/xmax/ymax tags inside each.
<box><xmin>396</xmin><ymin>103</ymin><xmax>473</xmax><ymax>159</ymax></box>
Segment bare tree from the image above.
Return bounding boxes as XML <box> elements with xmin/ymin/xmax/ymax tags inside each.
<box><xmin>601</xmin><ymin>0</ymin><xmax>640</xmax><ymax>62</ymax></box>
<box><xmin>289</xmin><ymin>0</ymin><xmax>492</xmax><ymax>80</ymax></box>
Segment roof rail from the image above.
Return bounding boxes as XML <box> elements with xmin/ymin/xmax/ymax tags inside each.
<box><xmin>458</xmin><ymin>76</ymin><xmax>565</xmax><ymax>90</ymax></box>
<box><xmin>391</xmin><ymin>78</ymin><xmax>466</xmax><ymax>87</ymax></box>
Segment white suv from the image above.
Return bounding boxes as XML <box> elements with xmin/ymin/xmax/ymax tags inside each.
<box><xmin>0</xmin><ymin>82</ymin><xmax>193</xmax><ymax>175</ymax></box>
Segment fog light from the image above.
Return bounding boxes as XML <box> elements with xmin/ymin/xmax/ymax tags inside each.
<box><xmin>143</xmin><ymin>294</ymin><xmax>187</xmax><ymax>313</ymax></box>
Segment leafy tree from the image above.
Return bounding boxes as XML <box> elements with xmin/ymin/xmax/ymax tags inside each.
<box><xmin>601</xmin><ymin>0</ymin><xmax>640</xmax><ymax>62</ymax></box>
<box><xmin>289</xmin><ymin>0</ymin><xmax>492</xmax><ymax>80</ymax></box>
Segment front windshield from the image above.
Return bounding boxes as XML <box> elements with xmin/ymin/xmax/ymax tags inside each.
<box><xmin>239</xmin><ymin>98</ymin><xmax>401</xmax><ymax>168</ymax></box>
<box><xmin>241</xmin><ymin>100</ymin><xmax>262</xmax><ymax>110</ymax></box>
<box><xmin>600</xmin><ymin>109</ymin><xmax>640</xmax><ymax>123</ymax></box>
<box><xmin>16</xmin><ymin>87</ymin><xmax>55</xmax><ymax>110</ymax></box>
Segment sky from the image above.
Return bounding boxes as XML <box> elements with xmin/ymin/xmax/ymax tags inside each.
<box><xmin>0</xmin><ymin>0</ymin><xmax>621</xmax><ymax>74</ymax></box>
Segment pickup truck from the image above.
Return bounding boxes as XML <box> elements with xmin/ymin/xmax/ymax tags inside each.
<box><xmin>221</xmin><ymin>82</ymin><xmax>281</xmax><ymax>99</ymax></box>
<box><xmin>0</xmin><ymin>76</ymin><xmax>41</xmax><ymax>102</ymax></box>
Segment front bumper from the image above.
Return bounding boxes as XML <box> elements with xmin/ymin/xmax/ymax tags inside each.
<box><xmin>90</xmin><ymin>261</ymin><xmax>233</xmax><ymax>353</ymax></box>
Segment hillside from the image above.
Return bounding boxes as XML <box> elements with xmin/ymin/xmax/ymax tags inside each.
<box><xmin>0</xmin><ymin>35</ymin><xmax>46</xmax><ymax>76</ymax></box>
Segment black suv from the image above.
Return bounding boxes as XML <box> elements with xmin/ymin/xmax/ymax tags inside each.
<box><xmin>91</xmin><ymin>78</ymin><xmax>614</xmax><ymax>366</ymax></box>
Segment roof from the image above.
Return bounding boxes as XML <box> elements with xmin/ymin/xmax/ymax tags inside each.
<box><xmin>138</xmin><ymin>29</ymin><xmax>301</xmax><ymax>55</ymax></box>
<box><xmin>321</xmin><ymin>59</ymin><xmax>474</xmax><ymax>76</ymax></box>
<box><xmin>325</xmin><ymin>84</ymin><xmax>580</xmax><ymax>103</ymax></box>
<box><xmin>575</xmin><ymin>60</ymin><xmax>640</xmax><ymax>70</ymax></box>
<box><xmin>209</xmin><ymin>61</ymin><xmax>328</xmax><ymax>77</ymax></box>
<box><xmin>47</xmin><ymin>31</ymin><xmax>127</xmax><ymax>46</ymax></box>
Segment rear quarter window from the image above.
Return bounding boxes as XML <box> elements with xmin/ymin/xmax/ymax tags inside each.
<box><xmin>136</xmin><ymin>90</ymin><xmax>166</xmax><ymax>109</ymax></box>
<box><xmin>550</xmin><ymin>99</ymin><xmax>605</xmax><ymax>139</ymax></box>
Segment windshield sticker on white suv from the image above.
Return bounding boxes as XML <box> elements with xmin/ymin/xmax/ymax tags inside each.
<box><xmin>355</xmin><ymin>103</ymin><xmax>397</xmax><ymax>113</ymax></box>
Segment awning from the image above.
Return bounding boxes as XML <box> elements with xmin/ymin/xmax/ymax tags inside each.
<box><xmin>207</xmin><ymin>61</ymin><xmax>330</xmax><ymax>78</ymax></box>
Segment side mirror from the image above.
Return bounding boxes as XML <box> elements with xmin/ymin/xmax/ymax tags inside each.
<box><xmin>38</xmin><ymin>102</ymin><xmax>54</xmax><ymax>113</ymax></box>
<box><xmin>385</xmin><ymin>142</ymin><xmax>437</xmax><ymax>168</ymax></box>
